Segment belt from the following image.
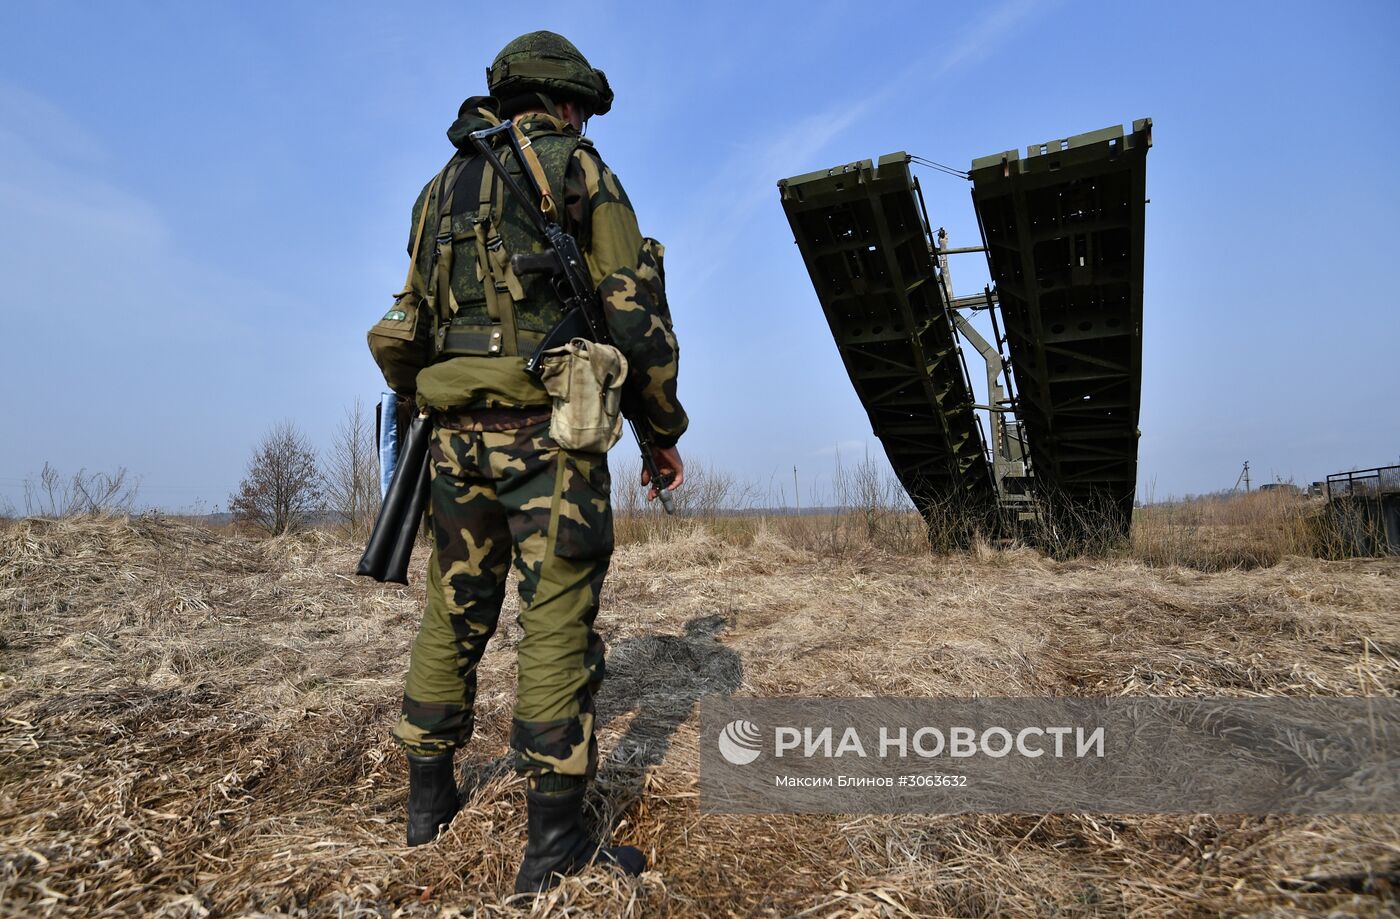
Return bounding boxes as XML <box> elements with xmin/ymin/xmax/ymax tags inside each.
<box><xmin>435</xmin><ymin>406</ymin><xmax>552</xmax><ymax>432</ymax></box>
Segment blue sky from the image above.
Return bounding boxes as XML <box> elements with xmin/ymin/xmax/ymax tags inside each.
<box><xmin>1</xmin><ymin>1</ymin><xmax>1397</xmax><ymax>511</ymax></box>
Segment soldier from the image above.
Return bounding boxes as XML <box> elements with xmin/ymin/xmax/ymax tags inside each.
<box><xmin>365</xmin><ymin>31</ymin><xmax>687</xmax><ymax>893</ymax></box>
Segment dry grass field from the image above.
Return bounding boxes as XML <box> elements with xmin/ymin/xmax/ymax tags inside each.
<box><xmin>2</xmin><ymin>494</ymin><xmax>1398</xmax><ymax>917</ymax></box>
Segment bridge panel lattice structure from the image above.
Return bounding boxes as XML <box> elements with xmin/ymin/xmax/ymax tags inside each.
<box><xmin>969</xmin><ymin>119</ymin><xmax>1151</xmax><ymax>533</ymax></box>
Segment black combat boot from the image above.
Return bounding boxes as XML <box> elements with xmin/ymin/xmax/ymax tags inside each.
<box><xmin>513</xmin><ymin>781</ymin><xmax>646</xmax><ymax>894</ymax></box>
<box><xmin>406</xmin><ymin>752</ymin><xmax>460</xmax><ymax>846</ymax></box>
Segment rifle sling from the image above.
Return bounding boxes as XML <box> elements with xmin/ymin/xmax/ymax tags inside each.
<box><xmin>403</xmin><ymin>168</ymin><xmax>444</xmax><ymax>295</ymax></box>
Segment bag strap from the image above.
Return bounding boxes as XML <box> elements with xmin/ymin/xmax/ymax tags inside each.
<box><xmin>430</xmin><ymin>157</ymin><xmax>467</xmax><ymax>319</ymax></box>
<box><xmin>472</xmin><ymin>164</ymin><xmax>523</xmax><ymax>356</ymax></box>
<box><xmin>403</xmin><ymin>169</ymin><xmax>444</xmax><ymax>294</ymax></box>
<box><xmin>472</xmin><ymin>165</ymin><xmax>500</xmax><ymax>323</ymax></box>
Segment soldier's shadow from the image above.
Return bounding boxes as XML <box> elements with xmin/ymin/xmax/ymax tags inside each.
<box><xmin>593</xmin><ymin>613</ymin><xmax>743</xmax><ymax>814</ymax></box>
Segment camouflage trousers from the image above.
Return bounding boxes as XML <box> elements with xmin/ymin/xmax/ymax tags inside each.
<box><xmin>392</xmin><ymin>409</ymin><xmax>615</xmax><ymax>779</ymax></box>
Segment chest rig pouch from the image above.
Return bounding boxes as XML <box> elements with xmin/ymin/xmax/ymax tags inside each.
<box><xmin>429</xmin><ymin>122</ymin><xmax>580</xmax><ymax>362</ymax></box>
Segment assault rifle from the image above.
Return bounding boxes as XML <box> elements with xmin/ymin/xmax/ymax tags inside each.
<box><xmin>468</xmin><ymin>121</ymin><xmax>676</xmax><ymax>513</ymax></box>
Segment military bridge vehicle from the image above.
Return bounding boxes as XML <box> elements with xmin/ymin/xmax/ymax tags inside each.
<box><xmin>778</xmin><ymin>119</ymin><xmax>1151</xmax><ymax>542</ymax></box>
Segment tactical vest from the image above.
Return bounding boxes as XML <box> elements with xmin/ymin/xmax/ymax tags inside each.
<box><xmin>420</xmin><ymin>121</ymin><xmax>582</xmax><ymax>361</ymax></box>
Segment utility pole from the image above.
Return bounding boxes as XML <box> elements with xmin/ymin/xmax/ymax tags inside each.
<box><xmin>1235</xmin><ymin>460</ymin><xmax>1251</xmax><ymax>493</ymax></box>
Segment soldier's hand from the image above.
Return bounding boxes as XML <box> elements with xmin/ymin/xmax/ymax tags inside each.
<box><xmin>642</xmin><ymin>446</ymin><xmax>684</xmax><ymax>501</ymax></box>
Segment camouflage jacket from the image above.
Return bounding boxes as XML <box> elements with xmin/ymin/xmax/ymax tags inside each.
<box><xmin>404</xmin><ymin>109</ymin><xmax>687</xmax><ymax>448</ymax></box>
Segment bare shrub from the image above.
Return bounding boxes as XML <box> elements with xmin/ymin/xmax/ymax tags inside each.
<box><xmin>610</xmin><ymin>456</ymin><xmax>660</xmax><ymax>545</ymax></box>
<box><xmin>792</xmin><ymin>451</ymin><xmax>931</xmax><ymax>556</ymax></box>
<box><xmin>613</xmin><ymin>457</ymin><xmax>763</xmax><ymax>545</ymax></box>
<box><xmin>611</xmin><ymin>455</ymin><xmax>688</xmax><ymax>545</ymax></box>
<box><xmin>324</xmin><ymin>400</ymin><xmax>381</xmax><ymax>539</ymax></box>
<box><xmin>673</xmin><ymin>461</ymin><xmax>761</xmax><ymax>526</ymax></box>
<box><xmin>228</xmin><ymin>421</ymin><xmax>322</xmax><ymax>535</ymax></box>
<box><xmin>22</xmin><ymin>463</ymin><xmax>140</xmax><ymax>517</ymax></box>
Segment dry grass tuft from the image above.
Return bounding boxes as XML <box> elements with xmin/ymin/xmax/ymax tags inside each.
<box><xmin>1131</xmin><ymin>491</ymin><xmax>1342</xmax><ymax>571</ymax></box>
<box><xmin>2</xmin><ymin>514</ymin><xmax>1398</xmax><ymax>916</ymax></box>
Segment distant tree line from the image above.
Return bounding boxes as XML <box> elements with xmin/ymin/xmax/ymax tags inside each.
<box><xmin>4</xmin><ymin>401</ymin><xmax>382</xmax><ymax>539</ymax></box>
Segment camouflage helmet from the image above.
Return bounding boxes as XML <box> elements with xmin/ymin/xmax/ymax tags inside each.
<box><xmin>487</xmin><ymin>31</ymin><xmax>613</xmax><ymax>117</ymax></box>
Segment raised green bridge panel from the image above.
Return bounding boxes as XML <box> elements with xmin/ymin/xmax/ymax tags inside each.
<box><xmin>778</xmin><ymin>154</ymin><xmax>995</xmax><ymax>517</ymax></box>
<box><xmin>970</xmin><ymin>119</ymin><xmax>1151</xmax><ymax>532</ymax></box>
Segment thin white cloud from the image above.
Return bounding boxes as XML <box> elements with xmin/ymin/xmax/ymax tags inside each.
<box><xmin>0</xmin><ymin>84</ymin><xmax>359</xmax><ymax>510</ymax></box>
<box><xmin>0</xmin><ymin>82</ymin><xmax>108</xmax><ymax>166</ymax></box>
<box><xmin>665</xmin><ymin>0</ymin><xmax>1046</xmax><ymax>295</ymax></box>
<box><xmin>932</xmin><ymin>0</ymin><xmax>1046</xmax><ymax>79</ymax></box>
